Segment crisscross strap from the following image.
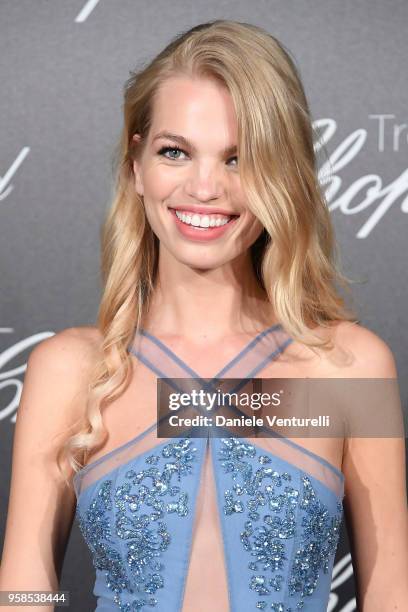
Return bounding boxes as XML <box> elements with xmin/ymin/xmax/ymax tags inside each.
<box><xmin>128</xmin><ymin>323</ymin><xmax>293</xmax><ymax>425</ymax></box>
<box><xmin>74</xmin><ymin>324</ymin><xmax>345</xmax><ymax>500</ymax></box>
<box><xmin>75</xmin><ymin>324</ymin><xmax>292</xmax><ymax>496</ymax></box>
<box><xmin>128</xmin><ymin>324</ymin><xmax>344</xmax><ymax>497</ymax></box>
<box><xmin>129</xmin><ymin>322</ymin><xmax>292</xmax><ymax>387</ymax></box>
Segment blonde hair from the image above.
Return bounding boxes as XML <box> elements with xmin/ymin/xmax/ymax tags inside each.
<box><xmin>57</xmin><ymin>19</ymin><xmax>358</xmax><ymax>484</ymax></box>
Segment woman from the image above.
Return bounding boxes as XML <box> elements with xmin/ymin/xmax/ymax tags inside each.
<box><xmin>1</xmin><ymin>19</ymin><xmax>407</xmax><ymax>612</ymax></box>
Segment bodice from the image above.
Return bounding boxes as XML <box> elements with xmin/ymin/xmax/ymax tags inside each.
<box><xmin>73</xmin><ymin>324</ymin><xmax>345</xmax><ymax>612</ymax></box>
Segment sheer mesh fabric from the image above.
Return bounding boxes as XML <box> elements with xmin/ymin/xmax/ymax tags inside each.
<box><xmin>73</xmin><ymin>323</ymin><xmax>344</xmax><ymax>611</ymax></box>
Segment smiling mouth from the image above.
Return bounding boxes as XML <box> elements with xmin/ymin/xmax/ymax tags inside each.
<box><xmin>169</xmin><ymin>208</ymin><xmax>240</xmax><ymax>229</ymax></box>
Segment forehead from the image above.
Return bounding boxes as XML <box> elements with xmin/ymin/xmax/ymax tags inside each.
<box><xmin>149</xmin><ymin>75</ymin><xmax>238</xmax><ymax>142</ymax></box>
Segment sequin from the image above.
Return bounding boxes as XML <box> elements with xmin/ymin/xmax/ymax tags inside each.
<box><xmin>218</xmin><ymin>437</ymin><xmax>343</xmax><ymax>611</ymax></box>
<box><xmin>76</xmin><ymin>438</ymin><xmax>198</xmax><ymax>610</ymax></box>
<box><xmin>288</xmin><ymin>477</ymin><xmax>343</xmax><ymax>605</ymax></box>
<box><xmin>76</xmin><ymin>434</ymin><xmax>343</xmax><ymax>611</ymax></box>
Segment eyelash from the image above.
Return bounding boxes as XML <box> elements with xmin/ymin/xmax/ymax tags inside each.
<box><xmin>157</xmin><ymin>145</ymin><xmax>238</xmax><ymax>166</ymax></box>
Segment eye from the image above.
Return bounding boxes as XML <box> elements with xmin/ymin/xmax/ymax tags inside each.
<box><xmin>157</xmin><ymin>146</ymin><xmax>187</xmax><ymax>161</ymax></box>
<box><xmin>157</xmin><ymin>145</ymin><xmax>238</xmax><ymax>167</ymax></box>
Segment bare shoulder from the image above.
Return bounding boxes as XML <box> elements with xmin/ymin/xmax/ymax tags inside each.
<box><xmin>330</xmin><ymin>320</ymin><xmax>398</xmax><ymax>377</ymax></box>
<box><xmin>24</xmin><ymin>325</ymin><xmax>105</xmax><ymax>430</ymax></box>
<box><xmin>300</xmin><ymin>320</ymin><xmax>399</xmax><ymax>378</ymax></box>
<box><xmin>28</xmin><ymin>325</ymin><xmax>103</xmax><ymax>374</ymax></box>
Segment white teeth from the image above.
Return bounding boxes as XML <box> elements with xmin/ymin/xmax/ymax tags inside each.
<box><xmin>175</xmin><ymin>210</ymin><xmax>231</xmax><ymax>228</ymax></box>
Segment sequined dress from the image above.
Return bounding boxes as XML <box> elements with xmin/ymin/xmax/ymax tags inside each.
<box><xmin>73</xmin><ymin>324</ymin><xmax>345</xmax><ymax>611</ymax></box>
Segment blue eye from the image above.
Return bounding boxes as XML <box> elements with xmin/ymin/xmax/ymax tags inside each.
<box><xmin>157</xmin><ymin>145</ymin><xmax>238</xmax><ymax>166</ymax></box>
<box><xmin>157</xmin><ymin>146</ymin><xmax>187</xmax><ymax>160</ymax></box>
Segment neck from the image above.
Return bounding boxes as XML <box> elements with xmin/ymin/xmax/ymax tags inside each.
<box><xmin>142</xmin><ymin>247</ymin><xmax>277</xmax><ymax>342</ymax></box>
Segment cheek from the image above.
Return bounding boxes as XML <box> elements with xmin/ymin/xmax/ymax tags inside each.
<box><xmin>144</xmin><ymin>165</ymin><xmax>179</xmax><ymax>199</ymax></box>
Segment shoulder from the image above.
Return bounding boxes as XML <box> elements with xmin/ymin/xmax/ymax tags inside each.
<box><xmin>19</xmin><ymin>326</ymin><xmax>105</xmax><ymax>457</ymax></box>
<box><xmin>28</xmin><ymin>325</ymin><xmax>103</xmax><ymax>372</ymax></box>
<box><xmin>24</xmin><ymin>326</ymin><xmax>105</xmax><ymax>419</ymax></box>
<box><xmin>334</xmin><ymin>320</ymin><xmax>397</xmax><ymax>377</ymax></box>
<box><xmin>313</xmin><ymin>320</ymin><xmax>398</xmax><ymax>378</ymax></box>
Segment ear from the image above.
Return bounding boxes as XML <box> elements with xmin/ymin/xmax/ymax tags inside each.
<box><xmin>131</xmin><ymin>133</ymin><xmax>144</xmax><ymax>197</ymax></box>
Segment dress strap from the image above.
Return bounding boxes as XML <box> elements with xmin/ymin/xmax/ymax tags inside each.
<box><xmin>128</xmin><ymin>323</ymin><xmax>293</xmax><ymax>385</ymax></box>
<box><xmin>127</xmin><ymin>324</ymin><xmax>293</xmax><ymax>429</ymax></box>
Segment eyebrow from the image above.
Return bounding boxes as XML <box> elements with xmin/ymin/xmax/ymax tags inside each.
<box><xmin>152</xmin><ymin>131</ymin><xmax>237</xmax><ymax>156</ymax></box>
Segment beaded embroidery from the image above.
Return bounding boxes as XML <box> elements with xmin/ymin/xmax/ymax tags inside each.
<box><xmin>218</xmin><ymin>438</ymin><xmax>343</xmax><ymax>611</ymax></box>
<box><xmin>76</xmin><ymin>438</ymin><xmax>198</xmax><ymax>611</ymax></box>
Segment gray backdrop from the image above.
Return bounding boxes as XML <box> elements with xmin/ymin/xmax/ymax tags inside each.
<box><xmin>1</xmin><ymin>1</ymin><xmax>407</xmax><ymax>610</ymax></box>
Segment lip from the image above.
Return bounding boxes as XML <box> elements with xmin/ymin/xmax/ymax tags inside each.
<box><xmin>168</xmin><ymin>207</ymin><xmax>240</xmax><ymax>242</ymax></box>
<box><xmin>168</xmin><ymin>205</ymin><xmax>239</xmax><ymax>217</ymax></box>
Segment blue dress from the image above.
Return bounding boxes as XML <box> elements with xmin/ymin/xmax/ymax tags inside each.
<box><xmin>73</xmin><ymin>324</ymin><xmax>345</xmax><ymax>611</ymax></box>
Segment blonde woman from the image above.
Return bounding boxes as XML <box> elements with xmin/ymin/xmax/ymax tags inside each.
<box><xmin>1</xmin><ymin>20</ymin><xmax>407</xmax><ymax>612</ymax></box>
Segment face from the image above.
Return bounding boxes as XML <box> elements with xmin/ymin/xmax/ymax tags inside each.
<box><xmin>132</xmin><ymin>75</ymin><xmax>264</xmax><ymax>270</ymax></box>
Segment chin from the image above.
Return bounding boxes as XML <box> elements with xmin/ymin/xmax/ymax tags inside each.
<box><xmin>177</xmin><ymin>250</ymin><xmax>237</xmax><ymax>271</ymax></box>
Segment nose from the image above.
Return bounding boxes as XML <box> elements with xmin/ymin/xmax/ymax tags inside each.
<box><xmin>184</xmin><ymin>160</ymin><xmax>224</xmax><ymax>202</ymax></box>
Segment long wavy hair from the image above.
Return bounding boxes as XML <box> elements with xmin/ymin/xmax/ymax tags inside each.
<box><xmin>57</xmin><ymin>19</ymin><xmax>358</xmax><ymax>484</ymax></box>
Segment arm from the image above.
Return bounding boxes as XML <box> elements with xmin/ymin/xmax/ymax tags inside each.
<box><xmin>341</xmin><ymin>328</ymin><xmax>408</xmax><ymax>610</ymax></box>
<box><xmin>0</xmin><ymin>327</ymin><xmax>101</xmax><ymax>611</ymax></box>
